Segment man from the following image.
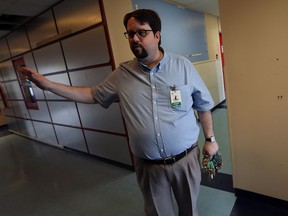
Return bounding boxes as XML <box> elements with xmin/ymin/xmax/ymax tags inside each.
<box><xmin>21</xmin><ymin>9</ymin><xmax>219</xmax><ymax>216</ymax></box>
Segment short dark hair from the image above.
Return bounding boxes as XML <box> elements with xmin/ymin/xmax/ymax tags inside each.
<box><xmin>123</xmin><ymin>9</ymin><xmax>161</xmax><ymax>35</ymax></box>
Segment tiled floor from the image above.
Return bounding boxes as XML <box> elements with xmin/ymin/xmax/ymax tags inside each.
<box><xmin>0</xmin><ymin>107</ymin><xmax>287</xmax><ymax>215</ymax></box>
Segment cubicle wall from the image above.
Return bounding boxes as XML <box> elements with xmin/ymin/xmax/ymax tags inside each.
<box><xmin>0</xmin><ymin>0</ymin><xmax>132</xmax><ymax>166</ymax></box>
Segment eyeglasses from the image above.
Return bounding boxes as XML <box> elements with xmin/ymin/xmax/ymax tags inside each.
<box><xmin>124</xmin><ymin>29</ymin><xmax>153</xmax><ymax>39</ymax></box>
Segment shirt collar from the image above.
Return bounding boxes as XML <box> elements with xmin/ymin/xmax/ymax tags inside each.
<box><xmin>138</xmin><ymin>47</ymin><xmax>168</xmax><ymax>73</ymax></box>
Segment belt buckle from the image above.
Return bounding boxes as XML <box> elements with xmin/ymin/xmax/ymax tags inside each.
<box><xmin>164</xmin><ymin>156</ymin><xmax>176</xmax><ymax>165</ymax></box>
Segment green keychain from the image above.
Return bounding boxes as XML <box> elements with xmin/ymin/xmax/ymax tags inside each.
<box><xmin>201</xmin><ymin>151</ymin><xmax>223</xmax><ymax>179</ymax></box>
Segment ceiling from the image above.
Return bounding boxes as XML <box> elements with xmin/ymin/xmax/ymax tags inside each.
<box><xmin>165</xmin><ymin>0</ymin><xmax>219</xmax><ymax>17</ymax></box>
<box><xmin>0</xmin><ymin>0</ymin><xmax>61</xmax><ymax>38</ymax></box>
<box><xmin>0</xmin><ymin>0</ymin><xmax>219</xmax><ymax>39</ymax></box>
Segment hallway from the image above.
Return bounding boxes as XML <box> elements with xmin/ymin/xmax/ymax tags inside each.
<box><xmin>0</xmin><ymin>108</ymin><xmax>287</xmax><ymax>215</ymax></box>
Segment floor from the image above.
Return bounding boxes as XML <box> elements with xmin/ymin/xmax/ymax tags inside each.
<box><xmin>0</xmin><ymin>107</ymin><xmax>287</xmax><ymax>216</ymax></box>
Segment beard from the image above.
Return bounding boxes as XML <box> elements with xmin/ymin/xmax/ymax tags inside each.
<box><xmin>131</xmin><ymin>43</ymin><xmax>148</xmax><ymax>59</ymax></box>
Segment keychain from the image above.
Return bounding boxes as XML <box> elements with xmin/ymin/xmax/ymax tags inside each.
<box><xmin>201</xmin><ymin>151</ymin><xmax>223</xmax><ymax>180</ymax></box>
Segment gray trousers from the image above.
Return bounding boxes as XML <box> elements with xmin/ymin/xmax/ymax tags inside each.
<box><xmin>135</xmin><ymin>146</ymin><xmax>201</xmax><ymax>216</ymax></box>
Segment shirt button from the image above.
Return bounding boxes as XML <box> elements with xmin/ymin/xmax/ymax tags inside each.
<box><xmin>157</xmin><ymin>134</ymin><xmax>160</xmax><ymax>137</ymax></box>
<box><xmin>160</xmin><ymin>149</ymin><xmax>164</xmax><ymax>152</ymax></box>
<box><xmin>155</xmin><ymin>117</ymin><xmax>158</xmax><ymax>120</ymax></box>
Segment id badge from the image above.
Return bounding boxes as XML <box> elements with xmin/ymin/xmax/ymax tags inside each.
<box><xmin>170</xmin><ymin>89</ymin><xmax>182</xmax><ymax>107</ymax></box>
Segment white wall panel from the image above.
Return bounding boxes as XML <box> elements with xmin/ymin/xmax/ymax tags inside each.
<box><xmin>48</xmin><ymin>101</ymin><xmax>80</xmax><ymax>126</ymax></box>
<box><xmin>54</xmin><ymin>125</ymin><xmax>87</xmax><ymax>152</ymax></box>
<box><xmin>62</xmin><ymin>27</ymin><xmax>110</xmax><ymax>69</ymax></box>
<box><xmin>7</xmin><ymin>28</ymin><xmax>30</xmax><ymax>57</ymax></box>
<box><xmin>33</xmin><ymin>121</ymin><xmax>58</xmax><ymax>145</ymax></box>
<box><xmin>85</xmin><ymin>130</ymin><xmax>131</xmax><ymax>165</ymax></box>
<box><xmin>33</xmin><ymin>42</ymin><xmax>66</xmax><ymax>74</ymax></box>
<box><xmin>54</xmin><ymin>0</ymin><xmax>102</xmax><ymax>33</ymax></box>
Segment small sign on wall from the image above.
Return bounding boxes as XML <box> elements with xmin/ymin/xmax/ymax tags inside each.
<box><xmin>13</xmin><ymin>57</ymin><xmax>39</xmax><ymax>110</ymax></box>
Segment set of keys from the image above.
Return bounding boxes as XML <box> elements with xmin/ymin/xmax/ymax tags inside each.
<box><xmin>201</xmin><ymin>151</ymin><xmax>223</xmax><ymax>180</ymax></box>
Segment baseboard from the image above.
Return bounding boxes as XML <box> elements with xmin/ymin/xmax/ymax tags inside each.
<box><xmin>234</xmin><ymin>188</ymin><xmax>288</xmax><ymax>209</ymax></box>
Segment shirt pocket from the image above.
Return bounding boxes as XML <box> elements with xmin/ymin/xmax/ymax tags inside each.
<box><xmin>169</xmin><ymin>85</ymin><xmax>193</xmax><ymax>112</ymax></box>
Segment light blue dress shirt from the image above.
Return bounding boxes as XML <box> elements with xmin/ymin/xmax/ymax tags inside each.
<box><xmin>92</xmin><ymin>50</ymin><xmax>214</xmax><ymax>159</ymax></box>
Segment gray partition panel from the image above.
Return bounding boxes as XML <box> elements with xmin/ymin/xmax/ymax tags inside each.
<box><xmin>4</xmin><ymin>81</ymin><xmax>23</xmax><ymax>100</ymax></box>
<box><xmin>33</xmin><ymin>121</ymin><xmax>58</xmax><ymax>145</ymax></box>
<box><xmin>78</xmin><ymin>103</ymin><xmax>125</xmax><ymax>133</ymax></box>
<box><xmin>6</xmin><ymin>117</ymin><xmax>19</xmax><ymax>132</ymax></box>
<box><xmin>31</xmin><ymin>84</ymin><xmax>45</xmax><ymax>100</ymax></box>
<box><xmin>29</xmin><ymin>101</ymin><xmax>52</xmax><ymax>122</ymax></box>
<box><xmin>48</xmin><ymin>101</ymin><xmax>81</xmax><ymax>127</ymax></box>
<box><xmin>54</xmin><ymin>125</ymin><xmax>87</xmax><ymax>152</ymax></box>
<box><xmin>54</xmin><ymin>0</ymin><xmax>102</xmax><ymax>34</ymax></box>
<box><xmin>3</xmin><ymin>104</ymin><xmax>14</xmax><ymax>116</ymax></box>
<box><xmin>33</xmin><ymin>42</ymin><xmax>66</xmax><ymax>74</ymax></box>
<box><xmin>23</xmin><ymin>52</ymin><xmax>36</xmax><ymax>71</ymax></box>
<box><xmin>26</xmin><ymin>10</ymin><xmax>58</xmax><ymax>49</ymax></box>
<box><xmin>69</xmin><ymin>66</ymin><xmax>112</xmax><ymax>86</ymax></box>
<box><xmin>18</xmin><ymin>119</ymin><xmax>36</xmax><ymax>138</ymax></box>
<box><xmin>84</xmin><ymin>130</ymin><xmax>132</xmax><ymax>166</ymax></box>
<box><xmin>7</xmin><ymin>28</ymin><xmax>30</xmax><ymax>57</ymax></box>
<box><xmin>0</xmin><ymin>60</ymin><xmax>17</xmax><ymax>81</ymax></box>
<box><xmin>11</xmin><ymin>101</ymin><xmax>30</xmax><ymax>119</ymax></box>
<box><xmin>44</xmin><ymin>73</ymin><xmax>70</xmax><ymax>100</ymax></box>
<box><xmin>0</xmin><ymin>39</ymin><xmax>10</xmax><ymax>61</ymax></box>
<box><xmin>62</xmin><ymin>27</ymin><xmax>110</xmax><ymax>69</ymax></box>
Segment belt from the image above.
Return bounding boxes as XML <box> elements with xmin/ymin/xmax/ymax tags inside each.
<box><xmin>143</xmin><ymin>144</ymin><xmax>198</xmax><ymax>165</ymax></box>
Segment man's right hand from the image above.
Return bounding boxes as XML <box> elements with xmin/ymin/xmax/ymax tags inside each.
<box><xmin>19</xmin><ymin>67</ymin><xmax>50</xmax><ymax>91</ymax></box>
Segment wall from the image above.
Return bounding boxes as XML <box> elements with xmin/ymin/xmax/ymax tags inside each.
<box><xmin>102</xmin><ymin>0</ymin><xmax>134</xmax><ymax>66</ymax></box>
<box><xmin>194</xmin><ymin>59</ymin><xmax>225</xmax><ymax>106</ymax></box>
<box><xmin>220</xmin><ymin>0</ymin><xmax>288</xmax><ymax>201</ymax></box>
<box><xmin>132</xmin><ymin>0</ymin><xmax>209</xmax><ymax>62</ymax></box>
<box><xmin>204</xmin><ymin>14</ymin><xmax>221</xmax><ymax>60</ymax></box>
<box><xmin>0</xmin><ymin>0</ymin><xmax>133</xmax><ymax>166</ymax></box>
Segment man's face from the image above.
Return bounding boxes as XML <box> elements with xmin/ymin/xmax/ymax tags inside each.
<box><xmin>126</xmin><ymin>17</ymin><xmax>160</xmax><ymax>61</ymax></box>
